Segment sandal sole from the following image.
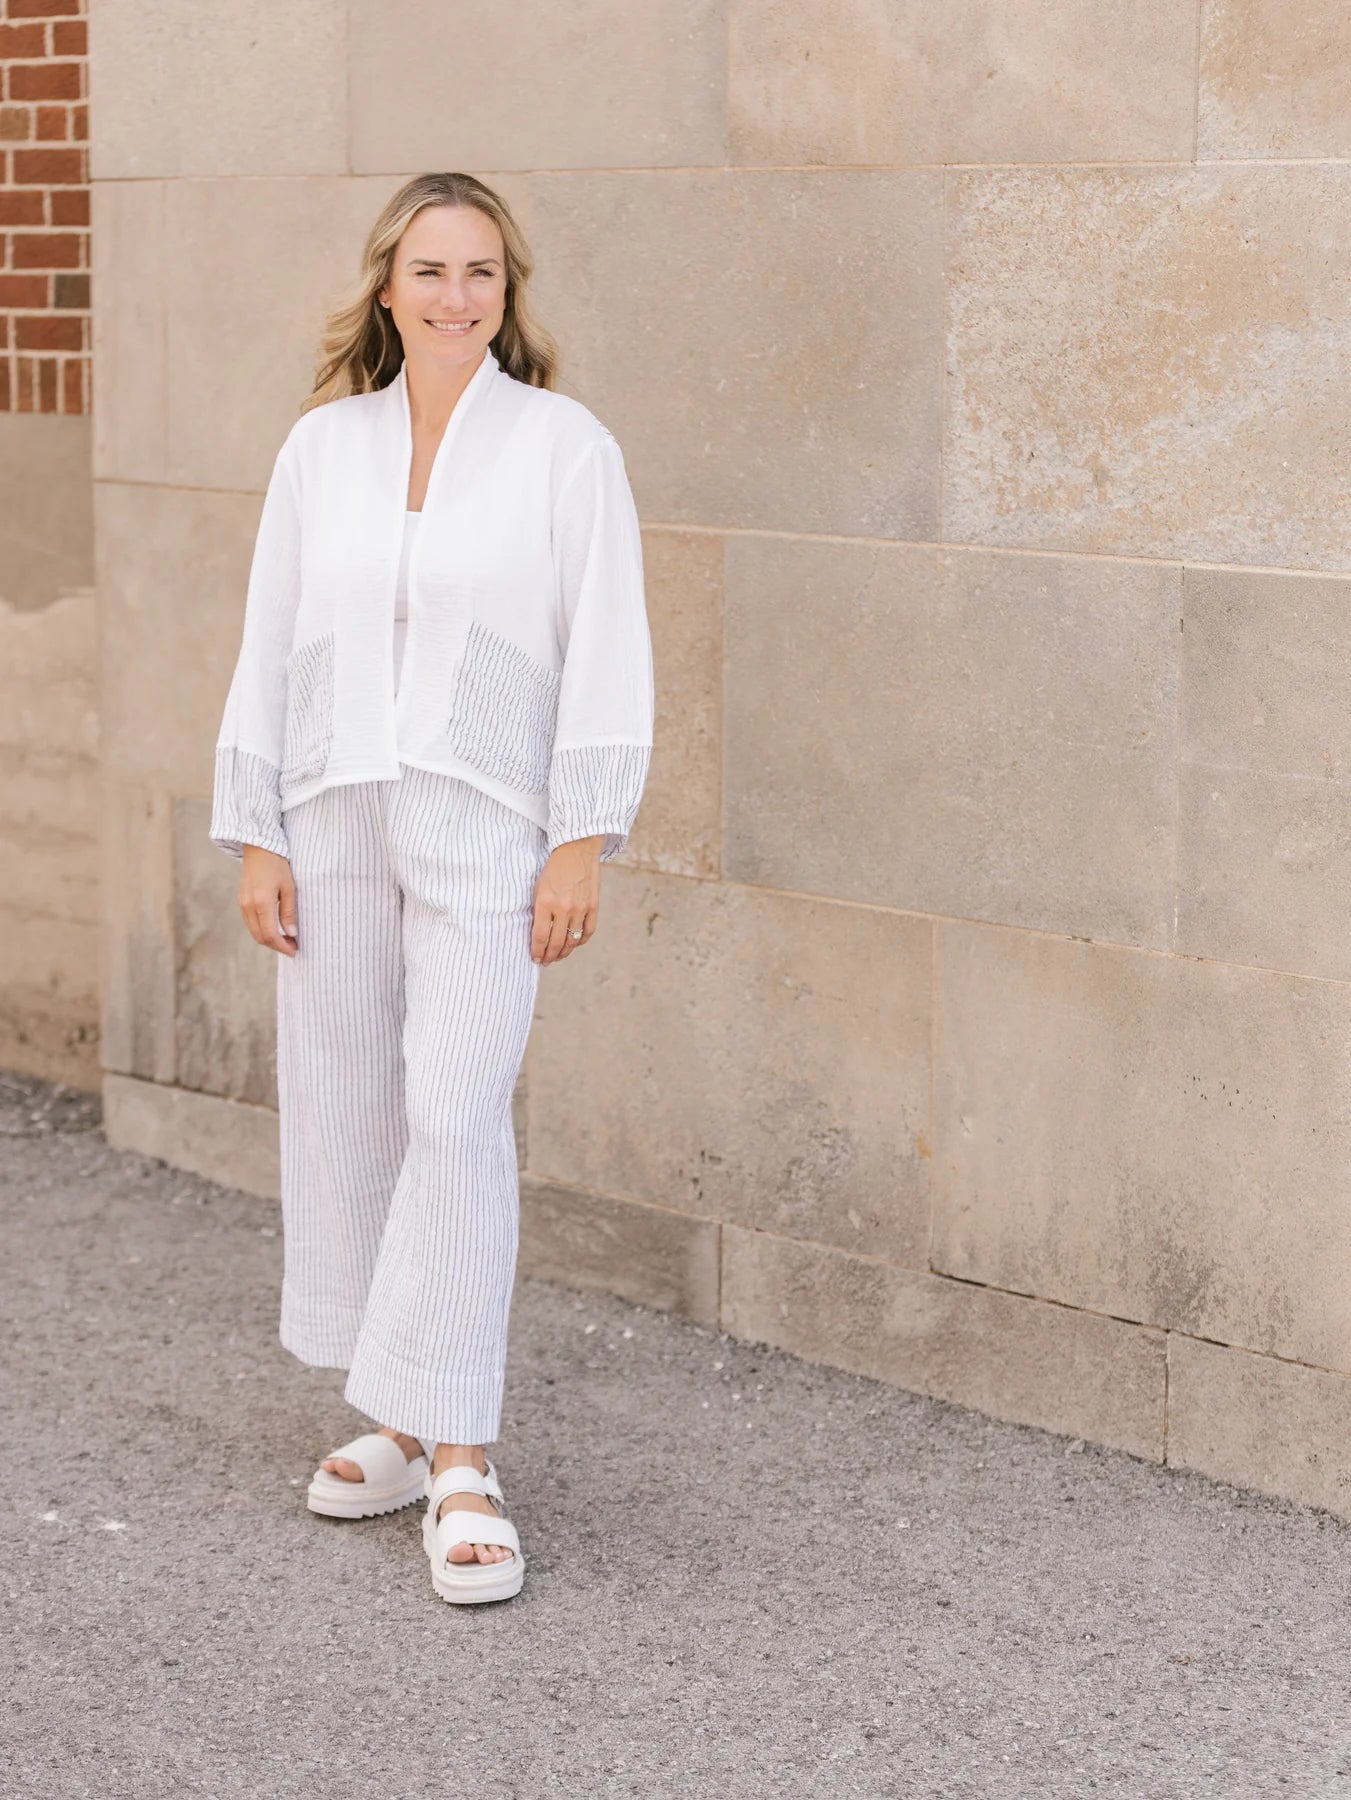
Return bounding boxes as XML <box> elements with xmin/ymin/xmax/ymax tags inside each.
<box><xmin>306</xmin><ymin>1471</ymin><xmax>428</xmax><ymax>1520</ymax></box>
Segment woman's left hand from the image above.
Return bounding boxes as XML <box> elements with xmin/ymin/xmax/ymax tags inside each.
<box><xmin>531</xmin><ymin>836</ymin><xmax>603</xmax><ymax>963</ymax></box>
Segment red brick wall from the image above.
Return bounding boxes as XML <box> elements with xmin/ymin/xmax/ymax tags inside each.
<box><xmin>0</xmin><ymin>0</ymin><xmax>88</xmax><ymax>414</ymax></box>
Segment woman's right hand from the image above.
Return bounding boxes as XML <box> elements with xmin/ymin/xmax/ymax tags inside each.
<box><xmin>239</xmin><ymin>844</ymin><xmax>299</xmax><ymax>956</ymax></box>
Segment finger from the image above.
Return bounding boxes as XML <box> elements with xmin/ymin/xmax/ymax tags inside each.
<box><xmin>530</xmin><ymin>897</ymin><xmax>554</xmax><ymax>964</ymax></box>
<box><xmin>278</xmin><ymin>879</ymin><xmax>298</xmax><ymax>946</ymax></box>
<box><xmin>239</xmin><ymin>900</ymin><xmax>265</xmax><ymax>947</ymax></box>
<box><xmin>563</xmin><ymin>901</ymin><xmax>599</xmax><ymax>955</ymax></box>
<box><xmin>542</xmin><ymin>912</ymin><xmax>573</xmax><ymax>964</ymax></box>
<box><xmin>246</xmin><ymin>897</ymin><xmax>294</xmax><ymax>956</ymax></box>
<box><xmin>557</xmin><ymin>914</ymin><xmax>588</xmax><ymax>958</ymax></box>
<box><xmin>537</xmin><ymin>914</ymin><xmax>563</xmax><ymax>964</ymax></box>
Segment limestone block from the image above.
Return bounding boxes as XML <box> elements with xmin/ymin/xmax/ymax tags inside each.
<box><xmin>172</xmin><ymin>796</ymin><xmax>278</xmax><ymax>1107</ymax></box>
<box><xmin>932</xmin><ymin>918</ymin><xmax>1351</xmax><ymax>1374</ymax></box>
<box><xmin>945</xmin><ymin>166</ymin><xmax>1351</xmax><ymax>571</ymax></box>
<box><xmin>90</xmin><ymin>0</ymin><xmax>347</xmax><ymax>178</ymax></box>
<box><xmin>528</xmin><ymin>866</ymin><xmax>932</xmax><ymax>1266</ymax></box>
<box><xmin>1169</xmin><ymin>1334</ymin><xmax>1351</xmax><ymax>1521</ymax></box>
<box><xmin>102</xmin><ymin>1069</ymin><xmax>280</xmax><ymax>1202</ymax></box>
<box><xmin>99</xmin><ymin>779</ymin><xmax>175</xmax><ymax>1084</ymax></box>
<box><xmin>350</xmin><ymin>0</ymin><xmax>725</xmax><ymax>171</ymax></box>
<box><xmin>525</xmin><ymin>168</ymin><xmax>942</xmax><ymax>538</ymax></box>
<box><xmin>520</xmin><ymin>1174</ymin><xmax>720</xmax><ymax>1326</ymax></box>
<box><xmin>724</xmin><ymin>534</ymin><xmax>1179</xmax><ymax>946</ymax></box>
<box><xmin>91</xmin><ymin>180</ymin><xmax>168</xmax><ymax>485</ymax></box>
<box><xmin>722</xmin><ymin>1223</ymin><xmax>1167</xmax><ymax>1462</ymax></box>
<box><xmin>1178</xmin><ymin>564</ymin><xmax>1351</xmax><ymax>980</ymax></box>
<box><xmin>1199</xmin><ymin>0</ymin><xmax>1351</xmax><ymax>159</ymax></box>
<box><xmin>631</xmin><ymin>528</ymin><xmax>721</xmax><ymax>879</ymax></box>
<box><xmin>729</xmin><ymin>0</ymin><xmax>1196</xmax><ymax>165</ymax></box>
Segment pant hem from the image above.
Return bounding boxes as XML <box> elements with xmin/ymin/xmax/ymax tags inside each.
<box><xmin>280</xmin><ymin>1284</ymin><xmax>367</xmax><ymax>1369</ymax></box>
<box><xmin>342</xmin><ymin>1350</ymin><xmax>505</xmax><ymax>1447</ymax></box>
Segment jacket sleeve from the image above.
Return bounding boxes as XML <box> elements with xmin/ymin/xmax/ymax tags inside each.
<box><xmin>208</xmin><ymin>432</ymin><xmax>303</xmax><ymax>860</ymax></box>
<box><xmin>547</xmin><ymin>430</ymin><xmax>655</xmax><ymax>862</ymax></box>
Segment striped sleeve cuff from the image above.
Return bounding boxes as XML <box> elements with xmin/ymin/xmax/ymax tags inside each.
<box><xmin>208</xmin><ymin>745</ymin><xmax>290</xmax><ymax>860</ymax></box>
<box><xmin>545</xmin><ymin>741</ymin><xmax>652</xmax><ymax>862</ymax></box>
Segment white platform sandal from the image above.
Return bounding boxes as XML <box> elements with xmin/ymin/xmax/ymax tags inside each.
<box><xmin>306</xmin><ymin>1431</ymin><xmax>434</xmax><ymax>1519</ymax></box>
<box><xmin>422</xmin><ymin>1457</ymin><xmax>525</xmax><ymax>1604</ymax></box>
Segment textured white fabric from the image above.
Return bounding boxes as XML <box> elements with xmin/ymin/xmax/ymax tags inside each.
<box><xmin>276</xmin><ymin>764</ymin><xmax>549</xmax><ymax>1446</ymax></box>
<box><xmin>209</xmin><ymin>344</ymin><xmax>654</xmax><ymax>865</ymax></box>
<box><xmin>392</xmin><ymin>509</ymin><xmax>419</xmax><ymax>693</ymax></box>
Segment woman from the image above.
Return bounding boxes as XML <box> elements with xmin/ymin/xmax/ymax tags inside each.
<box><xmin>208</xmin><ymin>172</ymin><xmax>655</xmax><ymax>1606</ymax></box>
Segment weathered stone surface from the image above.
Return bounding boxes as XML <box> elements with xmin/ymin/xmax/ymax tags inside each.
<box><xmin>0</xmin><ymin>415</ymin><xmax>95</xmax><ymax>622</ymax></box>
<box><xmin>724</xmin><ymin>534</ymin><xmax>1179</xmax><ymax>945</ymax></box>
<box><xmin>1</xmin><ymin>747</ymin><xmax>98</xmax><ymax>924</ymax></box>
<box><xmin>629</xmin><ymin>529</ymin><xmax>722</xmax><ymax>880</ymax></box>
<box><xmin>525</xmin><ymin>168</ymin><xmax>942</xmax><ymax>539</ymax></box>
<box><xmin>172</xmin><ymin>797</ymin><xmax>279</xmax><ymax>1107</ymax></box>
<box><xmin>945</xmin><ymin>166</ymin><xmax>1351</xmax><ymax>571</ymax></box>
<box><xmin>91</xmin><ymin>181</ymin><xmax>168</xmax><ymax>485</ymax></box>
<box><xmin>0</xmin><ymin>908</ymin><xmax>99</xmax><ymax>1089</ymax></box>
<box><xmin>350</xmin><ymin>0</ymin><xmax>725</xmax><ymax>172</ymax></box>
<box><xmin>528</xmin><ymin>867</ymin><xmax>932</xmax><ymax>1267</ymax></box>
<box><xmin>520</xmin><ymin>1175</ymin><xmax>720</xmax><ymax>1326</ymax></box>
<box><xmin>99</xmin><ymin>780</ymin><xmax>175</xmax><ymax>1085</ymax></box>
<box><xmin>1169</xmin><ymin>1334</ymin><xmax>1351</xmax><ymax>1521</ymax></box>
<box><xmin>1199</xmin><ymin>0</ymin><xmax>1351</xmax><ymax>160</ymax></box>
<box><xmin>932</xmin><ymin>919</ymin><xmax>1351</xmax><ymax>1375</ymax></box>
<box><xmin>1178</xmin><ymin>564</ymin><xmax>1351</xmax><ymax>980</ymax></box>
<box><xmin>91</xmin><ymin>0</ymin><xmax>347</xmax><ymax>179</ymax></box>
<box><xmin>102</xmin><ymin>1070</ymin><xmax>280</xmax><ymax>1202</ymax></box>
<box><xmin>97</xmin><ymin>480</ymin><xmax>269</xmax><ymax>792</ymax></box>
<box><xmin>729</xmin><ymin>0</ymin><xmax>1197</xmax><ymax>165</ymax></box>
<box><xmin>723</xmin><ymin>1223</ymin><xmax>1167</xmax><ymax>1462</ymax></box>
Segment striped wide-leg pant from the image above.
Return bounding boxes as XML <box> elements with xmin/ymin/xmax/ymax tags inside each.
<box><xmin>274</xmin><ymin>765</ymin><xmax>550</xmax><ymax>1446</ymax></box>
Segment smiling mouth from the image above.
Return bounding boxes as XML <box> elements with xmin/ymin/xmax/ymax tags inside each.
<box><xmin>427</xmin><ymin>319</ymin><xmax>478</xmax><ymax>332</ymax></box>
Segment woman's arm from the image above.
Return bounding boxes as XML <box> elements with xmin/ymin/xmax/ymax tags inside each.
<box><xmin>208</xmin><ymin>431</ymin><xmax>304</xmax><ymax>861</ymax></box>
<box><xmin>545</xmin><ymin>429</ymin><xmax>655</xmax><ymax>862</ymax></box>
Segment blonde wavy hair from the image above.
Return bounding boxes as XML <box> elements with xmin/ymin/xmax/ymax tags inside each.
<box><xmin>301</xmin><ymin>173</ymin><xmax>558</xmax><ymax>413</ymax></box>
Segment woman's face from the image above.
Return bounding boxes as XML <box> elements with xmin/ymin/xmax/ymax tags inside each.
<box><xmin>379</xmin><ymin>204</ymin><xmax>508</xmax><ymax>370</ymax></box>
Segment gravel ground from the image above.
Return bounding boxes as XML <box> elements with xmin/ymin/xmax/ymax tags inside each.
<box><xmin>3</xmin><ymin>1066</ymin><xmax>1350</xmax><ymax>1799</ymax></box>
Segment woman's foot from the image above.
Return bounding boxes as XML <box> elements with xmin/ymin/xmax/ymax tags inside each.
<box><xmin>320</xmin><ymin>1424</ymin><xmax>423</xmax><ymax>1481</ymax></box>
<box><xmin>432</xmin><ymin>1443</ymin><xmax>513</xmax><ymax>1566</ymax></box>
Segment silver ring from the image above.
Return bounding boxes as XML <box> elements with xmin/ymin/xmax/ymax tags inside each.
<box><xmin>567</xmin><ymin>928</ymin><xmax>583</xmax><ymax>941</ymax></box>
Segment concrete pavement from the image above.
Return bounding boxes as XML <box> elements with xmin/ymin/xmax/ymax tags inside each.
<box><xmin>3</xmin><ymin>1066</ymin><xmax>1350</xmax><ymax>1799</ymax></box>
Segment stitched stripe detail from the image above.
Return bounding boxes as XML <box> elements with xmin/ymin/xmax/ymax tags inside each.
<box><xmin>281</xmin><ymin>630</ymin><xmax>336</xmax><ymax>793</ymax></box>
<box><xmin>209</xmin><ymin>745</ymin><xmax>289</xmax><ymax>860</ymax></box>
<box><xmin>445</xmin><ymin>619</ymin><xmax>561</xmax><ymax>794</ymax></box>
<box><xmin>545</xmin><ymin>741</ymin><xmax>651</xmax><ymax>862</ymax></box>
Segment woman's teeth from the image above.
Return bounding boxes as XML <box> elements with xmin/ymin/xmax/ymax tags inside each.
<box><xmin>429</xmin><ymin>320</ymin><xmax>476</xmax><ymax>333</ymax></box>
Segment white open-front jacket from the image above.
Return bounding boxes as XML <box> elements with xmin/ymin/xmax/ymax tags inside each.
<box><xmin>208</xmin><ymin>345</ymin><xmax>654</xmax><ymax>864</ymax></box>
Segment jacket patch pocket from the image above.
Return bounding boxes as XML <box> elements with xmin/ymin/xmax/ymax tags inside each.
<box><xmin>446</xmin><ymin>618</ymin><xmax>561</xmax><ymax>794</ymax></box>
<box><xmin>281</xmin><ymin>630</ymin><xmax>336</xmax><ymax>793</ymax></box>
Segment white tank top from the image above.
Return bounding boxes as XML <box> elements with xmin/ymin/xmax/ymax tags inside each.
<box><xmin>392</xmin><ymin>509</ymin><xmax>420</xmax><ymax>690</ymax></box>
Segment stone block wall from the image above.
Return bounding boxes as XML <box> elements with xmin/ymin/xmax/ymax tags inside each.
<box><xmin>82</xmin><ymin>1</ymin><xmax>1351</xmax><ymax>1518</ymax></box>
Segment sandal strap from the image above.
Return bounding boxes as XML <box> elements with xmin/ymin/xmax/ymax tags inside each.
<box><xmin>427</xmin><ymin>1464</ymin><xmax>503</xmax><ymax>1509</ymax></box>
<box><xmin>320</xmin><ymin>1425</ymin><xmax>420</xmax><ymax>1483</ymax></box>
<box><xmin>432</xmin><ymin>1507</ymin><xmax>520</xmax><ymax>1562</ymax></box>
<box><xmin>319</xmin><ymin>1432</ymin><xmax>425</xmax><ymax>1486</ymax></box>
